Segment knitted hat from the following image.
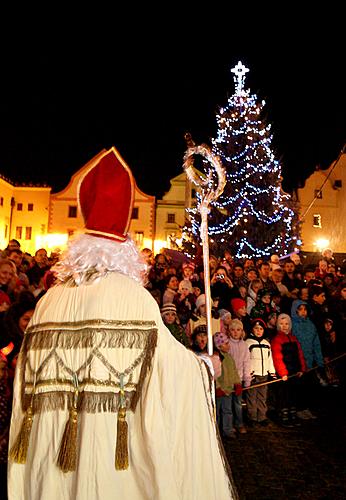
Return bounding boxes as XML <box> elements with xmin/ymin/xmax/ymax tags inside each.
<box><xmin>195</xmin><ymin>294</ymin><xmax>206</xmax><ymax>311</ymax></box>
<box><xmin>193</xmin><ymin>323</ymin><xmax>207</xmax><ymax>335</ymax></box>
<box><xmin>160</xmin><ymin>303</ymin><xmax>177</xmax><ymax>316</ymax></box>
<box><xmin>230</xmin><ymin>297</ymin><xmax>246</xmax><ymax>313</ymax></box>
<box><xmin>277</xmin><ymin>313</ymin><xmax>292</xmax><ymax>331</ymax></box>
<box><xmin>178</xmin><ymin>279</ymin><xmax>193</xmax><ymax>293</ymax></box>
<box><xmin>251</xmin><ymin>317</ymin><xmax>267</xmax><ymax>330</ymax></box>
<box><xmin>219</xmin><ymin>309</ymin><xmax>232</xmax><ymax>321</ymax></box>
<box><xmin>214</xmin><ymin>331</ymin><xmax>230</xmax><ymax>347</ymax></box>
<box><xmin>78</xmin><ymin>147</ymin><xmax>135</xmax><ymax>242</ymax></box>
<box><xmin>257</xmin><ymin>288</ymin><xmax>272</xmax><ymax>300</ymax></box>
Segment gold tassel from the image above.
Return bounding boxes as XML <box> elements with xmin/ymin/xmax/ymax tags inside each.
<box><xmin>115</xmin><ymin>406</ymin><xmax>128</xmax><ymax>470</ymax></box>
<box><xmin>115</xmin><ymin>373</ymin><xmax>129</xmax><ymax>470</ymax></box>
<box><xmin>57</xmin><ymin>374</ymin><xmax>79</xmax><ymax>472</ymax></box>
<box><xmin>9</xmin><ymin>405</ymin><xmax>33</xmax><ymax>464</ymax></box>
<box><xmin>57</xmin><ymin>407</ymin><xmax>78</xmax><ymax>472</ymax></box>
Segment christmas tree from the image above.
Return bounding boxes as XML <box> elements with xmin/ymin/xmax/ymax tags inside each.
<box><xmin>181</xmin><ymin>61</ymin><xmax>301</xmax><ymax>260</ymax></box>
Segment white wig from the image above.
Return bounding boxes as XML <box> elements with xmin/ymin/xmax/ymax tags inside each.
<box><xmin>52</xmin><ymin>233</ymin><xmax>148</xmax><ymax>286</ymax></box>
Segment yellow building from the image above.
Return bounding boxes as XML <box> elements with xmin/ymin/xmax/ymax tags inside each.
<box><xmin>1</xmin><ymin>147</ymin><xmax>197</xmax><ymax>255</ymax></box>
<box><xmin>0</xmin><ymin>175</ymin><xmax>51</xmax><ymax>254</ymax></box>
<box><xmin>154</xmin><ymin>172</ymin><xmax>194</xmax><ymax>254</ymax></box>
<box><xmin>297</xmin><ymin>151</ymin><xmax>346</xmax><ymax>253</ymax></box>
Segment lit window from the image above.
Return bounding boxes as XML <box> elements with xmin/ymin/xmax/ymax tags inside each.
<box><xmin>68</xmin><ymin>206</ymin><xmax>77</xmax><ymax>218</ymax></box>
<box><xmin>313</xmin><ymin>214</ymin><xmax>322</xmax><ymax>228</ymax></box>
<box><xmin>28</xmin><ymin>203</ymin><xmax>34</xmax><ymax>211</ymax></box>
<box><xmin>25</xmin><ymin>227</ymin><xmax>32</xmax><ymax>240</ymax></box>
<box><xmin>16</xmin><ymin>226</ymin><xmax>22</xmax><ymax>239</ymax></box>
<box><xmin>135</xmin><ymin>231</ymin><xmax>144</xmax><ymax>246</ymax></box>
<box><xmin>167</xmin><ymin>213</ymin><xmax>175</xmax><ymax>223</ymax></box>
<box><xmin>17</xmin><ymin>203</ymin><xmax>23</xmax><ymax>211</ymax></box>
<box><xmin>132</xmin><ymin>207</ymin><xmax>139</xmax><ymax>219</ymax></box>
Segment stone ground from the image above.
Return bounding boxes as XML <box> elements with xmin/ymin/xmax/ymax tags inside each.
<box><xmin>223</xmin><ymin>383</ymin><xmax>346</xmax><ymax>500</ymax></box>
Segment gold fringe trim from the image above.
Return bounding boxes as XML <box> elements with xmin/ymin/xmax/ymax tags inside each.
<box><xmin>130</xmin><ymin>329</ymin><xmax>158</xmax><ymax>411</ymax></box>
<box><xmin>24</xmin><ymin>327</ymin><xmax>158</xmax><ymax>351</ymax></box>
<box><xmin>115</xmin><ymin>407</ymin><xmax>128</xmax><ymax>470</ymax></box>
<box><xmin>9</xmin><ymin>406</ymin><xmax>33</xmax><ymax>464</ymax></box>
<box><xmin>27</xmin><ymin>319</ymin><xmax>156</xmax><ymax>333</ymax></box>
<box><xmin>23</xmin><ymin>390</ymin><xmax>134</xmax><ymax>413</ymax></box>
<box><xmin>57</xmin><ymin>408</ymin><xmax>78</xmax><ymax>472</ymax></box>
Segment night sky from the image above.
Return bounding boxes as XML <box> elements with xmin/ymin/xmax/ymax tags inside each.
<box><xmin>0</xmin><ymin>13</ymin><xmax>344</xmax><ymax>199</ymax></box>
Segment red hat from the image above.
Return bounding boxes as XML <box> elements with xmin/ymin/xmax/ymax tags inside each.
<box><xmin>230</xmin><ymin>297</ymin><xmax>246</xmax><ymax>313</ymax></box>
<box><xmin>78</xmin><ymin>147</ymin><xmax>135</xmax><ymax>242</ymax></box>
<box><xmin>251</xmin><ymin>317</ymin><xmax>267</xmax><ymax>330</ymax></box>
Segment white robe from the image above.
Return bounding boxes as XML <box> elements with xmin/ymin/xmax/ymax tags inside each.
<box><xmin>8</xmin><ymin>272</ymin><xmax>236</xmax><ymax>499</ymax></box>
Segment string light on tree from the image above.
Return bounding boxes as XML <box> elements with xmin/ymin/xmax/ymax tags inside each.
<box><xmin>181</xmin><ymin>60</ymin><xmax>301</xmax><ymax>260</ymax></box>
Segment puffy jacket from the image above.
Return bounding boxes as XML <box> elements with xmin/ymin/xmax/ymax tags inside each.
<box><xmin>291</xmin><ymin>300</ymin><xmax>324</xmax><ymax>369</ymax></box>
<box><xmin>246</xmin><ymin>335</ymin><xmax>276</xmax><ymax>377</ymax></box>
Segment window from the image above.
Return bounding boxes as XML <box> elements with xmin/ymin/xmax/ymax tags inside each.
<box><xmin>68</xmin><ymin>205</ymin><xmax>77</xmax><ymax>218</ymax></box>
<box><xmin>16</xmin><ymin>226</ymin><xmax>22</xmax><ymax>239</ymax></box>
<box><xmin>0</xmin><ymin>197</ymin><xmax>3</xmax><ymax>206</ymax></box>
<box><xmin>17</xmin><ymin>203</ymin><xmax>23</xmax><ymax>211</ymax></box>
<box><xmin>135</xmin><ymin>231</ymin><xmax>144</xmax><ymax>246</ymax></box>
<box><xmin>25</xmin><ymin>227</ymin><xmax>32</xmax><ymax>240</ymax></box>
<box><xmin>132</xmin><ymin>207</ymin><xmax>139</xmax><ymax>219</ymax></box>
<box><xmin>314</xmin><ymin>189</ymin><xmax>322</xmax><ymax>199</ymax></box>
<box><xmin>334</xmin><ymin>179</ymin><xmax>342</xmax><ymax>189</ymax></box>
<box><xmin>313</xmin><ymin>214</ymin><xmax>322</xmax><ymax>228</ymax></box>
<box><xmin>28</xmin><ymin>203</ymin><xmax>34</xmax><ymax>211</ymax></box>
<box><xmin>167</xmin><ymin>213</ymin><xmax>175</xmax><ymax>223</ymax></box>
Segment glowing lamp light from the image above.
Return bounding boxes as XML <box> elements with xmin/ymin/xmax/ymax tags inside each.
<box><xmin>314</xmin><ymin>238</ymin><xmax>330</xmax><ymax>252</ymax></box>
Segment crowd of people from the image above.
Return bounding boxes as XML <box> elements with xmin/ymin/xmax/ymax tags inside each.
<box><xmin>141</xmin><ymin>246</ymin><xmax>346</xmax><ymax>438</ymax></box>
<box><xmin>0</xmin><ymin>237</ymin><xmax>346</xmax><ymax>494</ymax></box>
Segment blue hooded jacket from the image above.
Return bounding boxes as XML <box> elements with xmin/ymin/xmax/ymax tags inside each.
<box><xmin>291</xmin><ymin>299</ymin><xmax>324</xmax><ymax>369</ymax></box>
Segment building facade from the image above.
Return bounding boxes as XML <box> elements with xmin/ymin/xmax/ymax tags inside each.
<box><xmin>0</xmin><ymin>175</ymin><xmax>51</xmax><ymax>255</ymax></box>
<box><xmin>297</xmin><ymin>151</ymin><xmax>346</xmax><ymax>253</ymax></box>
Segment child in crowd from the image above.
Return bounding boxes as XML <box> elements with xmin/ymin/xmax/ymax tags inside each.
<box><xmin>161</xmin><ymin>302</ymin><xmax>190</xmax><ymax>347</ymax></box>
<box><xmin>174</xmin><ymin>279</ymin><xmax>195</xmax><ymax>330</ymax></box>
<box><xmin>265</xmin><ymin>311</ymin><xmax>278</xmax><ymax>342</ymax></box>
<box><xmin>227</xmin><ymin>319</ymin><xmax>251</xmax><ymax>434</ymax></box>
<box><xmin>250</xmin><ymin>288</ymin><xmax>276</xmax><ymax>323</ymax></box>
<box><xmin>188</xmin><ymin>294</ymin><xmax>221</xmax><ymax>337</ymax></box>
<box><xmin>189</xmin><ymin>324</ymin><xmax>221</xmax><ymax>380</ymax></box>
<box><xmin>246</xmin><ymin>279</ymin><xmax>263</xmax><ymax>316</ymax></box>
<box><xmin>271</xmin><ymin>313</ymin><xmax>307</xmax><ymax>427</ymax></box>
<box><xmin>321</xmin><ymin>318</ymin><xmax>340</xmax><ymax>387</ymax></box>
<box><xmin>214</xmin><ymin>332</ymin><xmax>241</xmax><ymax>439</ymax></box>
<box><xmin>245</xmin><ymin>318</ymin><xmax>276</xmax><ymax>426</ymax></box>
<box><xmin>291</xmin><ymin>300</ymin><xmax>325</xmax><ymax>418</ymax></box>
<box><xmin>218</xmin><ymin>309</ymin><xmax>233</xmax><ymax>335</ymax></box>
<box><xmin>230</xmin><ymin>298</ymin><xmax>251</xmax><ymax>337</ymax></box>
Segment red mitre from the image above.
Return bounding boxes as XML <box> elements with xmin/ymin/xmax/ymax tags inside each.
<box><xmin>78</xmin><ymin>147</ymin><xmax>135</xmax><ymax>242</ymax></box>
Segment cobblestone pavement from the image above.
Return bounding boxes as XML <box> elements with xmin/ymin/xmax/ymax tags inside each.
<box><xmin>224</xmin><ymin>384</ymin><xmax>346</xmax><ymax>500</ymax></box>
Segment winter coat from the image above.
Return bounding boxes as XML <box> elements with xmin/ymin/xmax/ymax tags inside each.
<box><xmin>246</xmin><ymin>334</ymin><xmax>276</xmax><ymax>377</ymax></box>
<box><xmin>271</xmin><ymin>330</ymin><xmax>307</xmax><ymax>378</ymax></box>
<box><xmin>291</xmin><ymin>300</ymin><xmax>324</xmax><ymax>369</ymax></box>
<box><xmin>215</xmin><ymin>352</ymin><xmax>241</xmax><ymax>396</ymax></box>
<box><xmin>227</xmin><ymin>337</ymin><xmax>252</xmax><ymax>387</ymax></box>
